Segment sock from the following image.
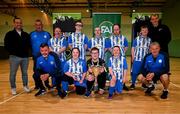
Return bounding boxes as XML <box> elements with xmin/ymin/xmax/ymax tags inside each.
<box><xmin>109</xmin><ymin>86</ymin><xmax>115</xmax><ymax>95</ymax></box>
<box><xmin>62</xmin><ymin>81</ymin><xmax>68</xmax><ymax>92</ymax></box>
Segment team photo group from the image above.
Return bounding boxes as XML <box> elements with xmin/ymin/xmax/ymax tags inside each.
<box><xmin>4</xmin><ymin>13</ymin><xmax>171</xmax><ymax>100</ymax></box>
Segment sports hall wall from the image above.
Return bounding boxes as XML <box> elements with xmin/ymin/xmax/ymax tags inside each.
<box><xmin>0</xmin><ymin>2</ymin><xmax>180</xmax><ymax>59</ymax></box>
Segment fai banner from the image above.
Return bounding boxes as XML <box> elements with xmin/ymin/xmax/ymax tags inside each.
<box><xmin>92</xmin><ymin>13</ymin><xmax>121</xmax><ymax>38</ymax></box>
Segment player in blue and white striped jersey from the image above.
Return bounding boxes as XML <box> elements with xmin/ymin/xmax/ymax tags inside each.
<box><xmin>109</xmin><ymin>24</ymin><xmax>129</xmax><ymax>90</ymax></box>
<box><xmin>68</xmin><ymin>21</ymin><xmax>88</xmax><ymax>60</ymax></box>
<box><xmin>108</xmin><ymin>46</ymin><xmax>128</xmax><ymax>99</ymax></box>
<box><xmin>109</xmin><ymin>24</ymin><xmax>128</xmax><ymax>57</ymax></box>
<box><xmin>62</xmin><ymin>48</ymin><xmax>87</xmax><ymax>96</ymax></box>
<box><xmin>88</xmin><ymin>27</ymin><xmax>109</xmax><ymax>60</ymax></box>
<box><xmin>48</xmin><ymin>27</ymin><xmax>67</xmax><ymax>68</ymax></box>
<box><xmin>130</xmin><ymin>25</ymin><xmax>151</xmax><ymax>90</ymax></box>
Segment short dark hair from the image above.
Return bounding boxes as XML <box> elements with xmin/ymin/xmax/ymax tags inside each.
<box><xmin>40</xmin><ymin>43</ymin><xmax>49</xmax><ymax>48</ymax></box>
<box><xmin>75</xmin><ymin>20</ymin><xmax>83</xmax><ymax>27</ymax></box>
<box><xmin>90</xmin><ymin>47</ymin><xmax>99</xmax><ymax>53</ymax></box>
<box><xmin>71</xmin><ymin>47</ymin><xmax>80</xmax><ymax>57</ymax></box>
<box><xmin>113</xmin><ymin>46</ymin><xmax>121</xmax><ymax>51</ymax></box>
<box><xmin>140</xmin><ymin>25</ymin><xmax>148</xmax><ymax>30</ymax></box>
<box><xmin>113</xmin><ymin>23</ymin><xmax>121</xmax><ymax>29</ymax></box>
<box><xmin>13</xmin><ymin>17</ymin><xmax>21</xmax><ymax>22</ymax></box>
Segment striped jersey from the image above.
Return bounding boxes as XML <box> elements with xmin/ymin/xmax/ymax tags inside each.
<box><xmin>110</xmin><ymin>34</ymin><xmax>128</xmax><ymax>56</ymax></box>
<box><xmin>68</xmin><ymin>32</ymin><xmax>88</xmax><ymax>60</ymax></box>
<box><xmin>88</xmin><ymin>37</ymin><xmax>109</xmax><ymax>59</ymax></box>
<box><xmin>63</xmin><ymin>58</ymin><xmax>87</xmax><ymax>81</ymax></box>
<box><xmin>108</xmin><ymin>56</ymin><xmax>128</xmax><ymax>82</ymax></box>
<box><xmin>48</xmin><ymin>36</ymin><xmax>67</xmax><ymax>62</ymax></box>
<box><xmin>132</xmin><ymin>36</ymin><xmax>151</xmax><ymax>61</ymax></box>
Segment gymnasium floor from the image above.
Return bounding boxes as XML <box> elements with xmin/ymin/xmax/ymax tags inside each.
<box><xmin>0</xmin><ymin>57</ymin><xmax>180</xmax><ymax>114</ymax></box>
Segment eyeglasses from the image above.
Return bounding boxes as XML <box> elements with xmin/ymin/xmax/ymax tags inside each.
<box><xmin>75</xmin><ymin>24</ymin><xmax>83</xmax><ymax>27</ymax></box>
<box><xmin>91</xmin><ymin>52</ymin><xmax>98</xmax><ymax>54</ymax></box>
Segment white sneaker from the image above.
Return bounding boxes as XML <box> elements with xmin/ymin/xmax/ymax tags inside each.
<box><xmin>23</xmin><ymin>86</ymin><xmax>31</xmax><ymax>93</ymax></box>
<box><xmin>11</xmin><ymin>88</ymin><xmax>17</xmax><ymax>95</ymax></box>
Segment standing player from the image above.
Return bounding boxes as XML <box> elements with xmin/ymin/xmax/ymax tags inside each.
<box><xmin>30</xmin><ymin>19</ymin><xmax>51</xmax><ymax>89</ymax></box>
<box><xmin>48</xmin><ymin>27</ymin><xmax>67</xmax><ymax>69</ymax></box>
<box><xmin>139</xmin><ymin>42</ymin><xmax>170</xmax><ymax>99</ymax></box>
<box><xmin>130</xmin><ymin>25</ymin><xmax>151</xmax><ymax>90</ymax></box>
<box><xmin>88</xmin><ymin>27</ymin><xmax>109</xmax><ymax>60</ymax></box>
<box><xmin>62</xmin><ymin>48</ymin><xmax>87</xmax><ymax>96</ymax></box>
<box><xmin>68</xmin><ymin>21</ymin><xmax>88</xmax><ymax>60</ymax></box>
<box><xmin>108</xmin><ymin>46</ymin><xmax>128</xmax><ymax>99</ymax></box>
<box><xmin>109</xmin><ymin>24</ymin><xmax>129</xmax><ymax>90</ymax></box>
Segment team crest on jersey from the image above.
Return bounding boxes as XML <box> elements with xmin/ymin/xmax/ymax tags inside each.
<box><xmin>34</xmin><ymin>35</ymin><xmax>37</xmax><ymax>38</ymax></box>
<box><xmin>44</xmin><ymin>35</ymin><xmax>47</xmax><ymax>38</ymax></box>
<box><xmin>96</xmin><ymin>44</ymin><xmax>102</xmax><ymax>48</ymax></box>
<box><xmin>158</xmin><ymin>59</ymin><xmax>162</xmax><ymax>63</ymax></box>
<box><xmin>50</xmin><ymin>61</ymin><xmax>54</xmax><ymax>65</ymax></box>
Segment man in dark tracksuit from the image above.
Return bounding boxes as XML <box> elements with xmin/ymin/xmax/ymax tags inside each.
<box><xmin>139</xmin><ymin>42</ymin><xmax>170</xmax><ymax>99</ymax></box>
<box><xmin>35</xmin><ymin>43</ymin><xmax>65</xmax><ymax>98</ymax></box>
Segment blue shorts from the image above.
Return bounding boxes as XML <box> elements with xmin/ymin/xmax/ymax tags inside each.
<box><xmin>131</xmin><ymin>61</ymin><xmax>143</xmax><ymax>74</ymax></box>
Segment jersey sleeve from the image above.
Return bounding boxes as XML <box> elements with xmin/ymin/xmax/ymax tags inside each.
<box><xmin>132</xmin><ymin>38</ymin><xmax>137</xmax><ymax>47</ymax></box>
<box><xmin>88</xmin><ymin>39</ymin><xmax>92</xmax><ymax>49</ymax></box>
<box><xmin>82</xmin><ymin>60</ymin><xmax>87</xmax><ymax>73</ymax></box>
<box><xmin>63</xmin><ymin>38</ymin><xmax>68</xmax><ymax>48</ymax></box>
<box><xmin>63</xmin><ymin>61</ymin><xmax>70</xmax><ymax>73</ymax></box>
<box><xmin>123</xmin><ymin>57</ymin><xmax>128</xmax><ymax>70</ymax></box>
<box><xmin>105</xmin><ymin>38</ymin><xmax>110</xmax><ymax>48</ymax></box>
<box><xmin>68</xmin><ymin>34</ymin><xmax>72</xmax><ymax>44</ymax></box>
<box><xmin>84</xmin><ymin>35</ymin><xmax>89</xmax><ymax>45</ymax></box>
<box><xmin>108</xmin><ymin>58</ymin><xmax>112</xmax><ymax>68</ymax></box>
<box><xmin>124</xmin><ymin>37</ymin><xmax>128</xmax><ymax>47</ymax></box>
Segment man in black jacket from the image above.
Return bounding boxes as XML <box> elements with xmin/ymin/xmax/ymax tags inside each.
<box><xmin>4</xmin><ymin>17</ymin><xmax>31</xmax><ymax>95</ymax></box>
<box><xmin>148</xmin><ymin>14</ymin><xmax>171</xmax><ymax>55</ymax></box>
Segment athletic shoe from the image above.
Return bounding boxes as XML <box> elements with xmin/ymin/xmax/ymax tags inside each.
<box><xmin>130</xmin><ymin>84</ymin><xmax>135</xmax><ymax>90</ymax></box>
<box><xmin>23</xmin><ymin>86</ymin><xmax>31</xmax><ymax>93</ymax></box>
<box><xmin>123</xmin><ymin>84</ymin><xmax>129</xmax><ymax>91</ymax></box>
<box><xmin>107</xmin><ymin>94</ymin><xmax>113</xmax><ymax>99</ymax></box>
<box><xmin>11</xmin><ymin>88</ymin><xmax>17</xmax><ymax>95</ymax></box>
<box><xmin>145</xmin><ymin>85</ymin><xmax>155</xmax><ymax>95</ymax></box>
<box><xmin>84</xmin><ymin>91</ymin><xmax>91</xmax><ymax>97</ymax></box>
<box><xmin>35</xmin><ymin>89</ymin><xmax>46</xmax><ymax>96</ymax></box>
<box><xmin>160</xmin><ymin>90</ymin><xmax>168</xmax><ymax>99</ymax></box>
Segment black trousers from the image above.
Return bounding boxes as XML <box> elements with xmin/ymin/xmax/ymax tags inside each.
<box><xmin>62</xmin><ymin>74</ymin><xmax>86</xmax><ymax>95</ymax></box>
<box><xmin>86</xmin><ymin>71</ymin><xmax>106</xmax><ymax>92</ymax></box>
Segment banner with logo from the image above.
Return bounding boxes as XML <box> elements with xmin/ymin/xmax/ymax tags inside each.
<box><xmin>92</xmin><ymin>13</ymin><xmax>121</xmax><ymax>67</ymax></box>
<box><xmin>92</xmin><ymin>13</ymin><xmax>121</xmax><ymax>38</ymax></box>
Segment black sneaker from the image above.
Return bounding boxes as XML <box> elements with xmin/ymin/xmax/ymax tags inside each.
<box><xmin>84</xmin><ymin>91</ymin><xmax>91</xmax><ymax>97</ymax></box>
<box><xmin>141</xmin><ymin>83</ymin><xmax>148</xmax><ymax>90</ymax></box>
<box><xmin>160</xmin><ymin>91</ymin><xmax>168</xmax><ymax>99</ymax></box>
<box><xmin>35</xmin><ymin>89</ymin><xmax>46</xmax><ymax>96</ymax></box>
<box><xmin>123</xmin><ymin>84</ymin><xmax>129</xmax><ymax>91</ymax></box>
<box><xmin>107</xmin><ymin>94</ymin><xmax>113</xmax><ymax>99</ymax></box>
<box><xmin>145</xmin><ymin>85</ymin><xmax>155</xmax><ymax>95</ymax></box>
<box><xmin>34</xmin><ymin>86</ymin><xmax>39</xmax><ymax>90</ymax></box>
<box><xmin>59</xmin><ymin>91</ymin><xmax>68</xmax><ymax>99</ymax></box>
<box><xmin>130</xmin><ymin>84</ymin><xmax>135</xmax><ymax>90</ymax></box>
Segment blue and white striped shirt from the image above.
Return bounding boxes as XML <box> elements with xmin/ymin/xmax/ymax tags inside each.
<box><xmin>110</xmin><ymin>34</ymin><xmax>128</xmax><ymax>56</ymax></box>
<box><xmin>132</xmin><ymin>36</ymin><xmax>151</xmax><ymax>61</ymax></box>
<box><xmin>48</xmin><ymin>36</ymin><xmax>67</xmax><ymax>62</ymax></box>
<box><xmin>108</xmin><ymin>56</ymin><xmax>128</xmax><ymax>82</ymax></box>
<box><xmin>88</xmin><ymin>37</ymin><xmax>109</xmax><ymax>59</ymax></box>
<box><xmin>68</xmin><ymin>33</ymin><xmax>88</xmax><ymax>60</ymax></box>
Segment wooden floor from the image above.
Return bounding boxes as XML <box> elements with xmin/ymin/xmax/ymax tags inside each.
<box><xmin>0</xmin><ymin>57</ymin><xmax>180</xmax><ymax>114</ymax></box>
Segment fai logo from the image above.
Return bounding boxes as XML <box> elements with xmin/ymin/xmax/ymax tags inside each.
<box><xmin>99</xmin><ymin>21</ymin><xmax>113</xmax><ymax>38</ymax></box>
